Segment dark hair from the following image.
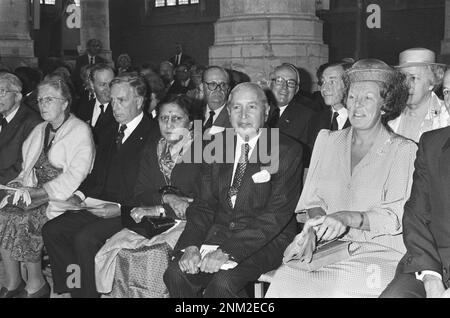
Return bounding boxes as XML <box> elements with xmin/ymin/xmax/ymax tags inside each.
<box><xmin>89</xmin><ymin>63</ymin><xmax>114</xmax><ymax>82</ymax></box>
<box><xmin>110</xmin><ymin>72</ymin><xmax>147</xmax><ymax>100</ymax></box>
<box><xmin>343</xmin><ymin>69</ymin><xmax>409</xmax><ymax>132</ymax></box>
<box><xmin>37</xmin><ymin>79</ymin><xmax>73</xmax><ymax>114</ymax></box>
<box><xmin>157</xmin><ymin>94</ymin><xmax>198</xmax><ymax>122</ymax></box>
<box><xmin>317</xmin><ymin>61</ymin><xmax>353</xmax><ymax>86</ymax></box>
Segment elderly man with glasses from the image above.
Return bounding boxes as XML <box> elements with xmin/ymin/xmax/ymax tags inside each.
<box><xmin>267</xmin><ymin>63</ymin><xmax>317</xmax><ymax>166</ymax></box>
<box><xmin>0</xmin><ymin>72</ymin><xmax>41</xmax><ymax>186</ymax></box>
<box><xmin>201</xmin><ymin>66</ymin><xmax>232</xmax><ymax>134</ymax></box>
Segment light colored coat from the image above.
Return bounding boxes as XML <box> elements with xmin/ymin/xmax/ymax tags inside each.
<box><xmin>10</xmin><ymin>114</ymin><xmax>95</xmax><ymax>219</ymax></box>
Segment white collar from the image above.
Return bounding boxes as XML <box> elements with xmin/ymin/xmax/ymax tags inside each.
<box><xmin>121</xmin><ymin>112</ymin><xmax>143</xmax><ymax>133</ymax></box>
<box><xmin>95</xmin><ymin>99</ymin><xmax>109</xmax><ymax>110</ymax></box>
<box><xmin>332</xmin><ymin>106</ymin><xmax>348</xmax><ymax>117</ymax></box>
<box><xmin>236</xmin><ymin>130</ymin><xmax>262</xmax><ymax>152</ymax></box>
<box><xmin>4</xmin><ymin>104</ymin><xmax>20</xmax><ymax>123</ymax></box>
<box><xmin>206</xmin><ymin>103</ymin><xmax>226</xmax><ymax>116</ymax></box>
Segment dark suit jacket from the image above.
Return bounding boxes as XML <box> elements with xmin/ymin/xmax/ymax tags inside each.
<box><xmin>175</xmin><ymin>130</ymin><xmax>303</xmax><ymax>272</ymax></box>
<box><xmin>268</xmin><ymin>99</ymin><xmax>317</xmax><ymax>166</ymax></box>
<box><xmin>75</xmin><ymin>99</ymin><xmax>116</xmax><ymax>145</ymax></box>
<box><xmin>400</xmin><ymin>126</ymin><xmax>450</xmax><ymax>285</ymax></box>
<box><xmin>73</xmin><ymin>54</ymin><xmax>107</xmax><ymax>94</ymax></box>
<box><xmin>129</xmin><ymin>134</ymin><xmax>203</xmax><ymax>218</ymax></box>
<box><xmin>310</xmin><ymin>106</ymin><xmax>351</xmax><ymax>146</ymax></box>
<box><xmin>169</xmin><ymin>53</ymin><xmax>195</xmax><ymax>66</ymax></box>
<box><xmin>78</xmin><ymin>114</ymin><xmax>156</xmax><ymax>204</ymax></box>
<box><xmin>0</xmin><ymin>104</ymin><xmax>42</xmax><ymax>184</ymax></box>
<box><xmin>202</xmin><ymin>105</ymin><xmax>232</xmax><ymax>129</ymax></box>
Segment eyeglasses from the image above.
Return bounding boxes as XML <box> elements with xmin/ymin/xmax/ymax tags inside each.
<box><xmin>444</xmin><ymin>88</ymin><xmax>450</xmax><ymax>97</ymax></box>
<box><xmin>37</xmin><ymin>96</ymin><xmax>67</xmax><ymax>105</ymax></box>
<box><xmin>158</xmin><ymin>114</ymin><xmax>188</xmax><ymax>124</ymax></box>
<box><xmin>271</xmin><ymin>77</ymin><xmax>298</xmax><ymax>89</ymax></box>
<box><xmin>204</xmin><ymin>81</ymin><xmax>229</xmax><ymax>91</ymax></box>
<box><xmin>0</xmin><ymin>89</ymin><xmax>18</xmax><ymax>97</ymax></box>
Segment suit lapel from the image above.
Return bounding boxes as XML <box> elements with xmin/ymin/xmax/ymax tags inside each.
<box><xmin>0</xmin><ymin>105</ymin><xmax>25</xmax><ymax>148</ymax></box>
<box><xmin>439</xmin><ymin>137</ymin><xmax>450</xmax><ymax>210</ymax></box>
<box><xmin>218</xmin><ymin>134</ymin><xmax>235</xmax><ymax>208</ymax></box>
<box><xmin>233</xmin><ymin>130</ymin><xmax>272</xmax><ymax>210</ymax></box>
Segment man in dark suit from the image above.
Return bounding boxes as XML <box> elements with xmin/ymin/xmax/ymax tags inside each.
<box><xmin>0</xmin><ymin>72</ymin><xmax>41</xmax><ymax>185</ymax></box>
<box><xmin>169</xmin><ymin>43</ymin><xmax>195</xmax><ymax>67</ymax></box>
<box><xmin>381</xmin><ymin>72</ymin><xmax>450</xmax><ymax>298</ymax></box>
<box><xmin>201</xmin><ymin>66</ymin><xmax>232</xmax><ymax>134</ymax></box>
<box><xmin>266</xmin><ymin>63</ymin><xmax>317</xmax><ymax>165</ymax></box>
<box><xmin>310</xmin><ymin>62</ymin><xmax>352</xmax><ymax>145</ymax></box>
<box><xmin>75</xmin><ymin>64</ymin><xmax>116</xmax><ymax>146</ymax></box>
<box><xmin>73</xmin><ymin>39</ymin><xmax>107</xmax><ymax>96</ymax></box>
<box><xmin>163</xmin><ymin>82</ymin><xmax>303</xmax><ymax>297</ymax></box>
<box><xmin>42</xmin><ymin>74</ymin><xmax>157</xmax><ymax>298</ymax></box>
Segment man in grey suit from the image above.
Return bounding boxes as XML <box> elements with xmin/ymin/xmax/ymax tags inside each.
<box><xmin>0</xmin><ymin>72</ymin><xmax>41</xmax><ymax>185</ymax></box>
<box><xmin>164</xmin><ymin>82</ymin><xmax>304</xmax><ymax>297</ymax></box>
<box><xmin>202</xmin><ymin>66</ymin><xmax>232</xmax><ymax>134</ymax></box>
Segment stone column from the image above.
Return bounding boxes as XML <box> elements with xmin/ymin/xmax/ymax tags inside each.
<box><xmin>0</xmin><ymin>0</ymin><xmax>37</xmax><ymax>69</ymax></box>
<box><xmin>80</xmin><ymin>0</ymin><xmax>111</xmax><ymax>62</ymax></box>
<box><xmin>440</xmin><ymin>0</ymin><xmax>450</xmax><ymax>64</ymax></box>
<box><xmin>209</xmin><ymin>0</ymin><xmax>328</xmax><ymax>89</ymax></box>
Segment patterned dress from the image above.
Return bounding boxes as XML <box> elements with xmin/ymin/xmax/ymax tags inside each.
<box><xmin>265</xmin><ymin>127</ymin><xmax>417</xmax><ymax>298</ymax></box>
<box><xmin>0</xmin><ymin>150</ymin><xmax>62</xmax><ymax>263</ymax></box>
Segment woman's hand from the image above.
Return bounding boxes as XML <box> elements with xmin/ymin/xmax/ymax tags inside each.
<box><xmin>283</xmin><ymin>216</ymin><xmax>324</xmax><ymax>263</ymax></box>
<box><xmin>130</xmin><ymin>206</ymin><xmax>164</xmax><ymax>223</ymax></box>
<box><xmin>163</xmin><ymin>194</ymin><xmax>193</xmax><ymax>219</ymax></box>
<box><xmin>316</xmin><ymin>212</ymin><xmax>349</xmax><ymax>242</ymax></box>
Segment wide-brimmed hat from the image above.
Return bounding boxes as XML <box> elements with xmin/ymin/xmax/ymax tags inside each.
<box><xmin>396</xmin><ymin>48</ymin><xmax>445</xmax><ymax>68</ymax></box>
<box><xmin>347</xmin><ymin>59</ymin><xmax>395</xmax><ymax>84</ymax></box>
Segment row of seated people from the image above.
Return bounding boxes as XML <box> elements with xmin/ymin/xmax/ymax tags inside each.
<box><xmin>0</xmin><ymin>47</ymin><xmax>449</xmax><ymax>298</ymax></box>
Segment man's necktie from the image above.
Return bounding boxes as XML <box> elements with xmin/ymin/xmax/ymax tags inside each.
<box><xmin>95</xmin><ymin>104</ymin><xmax>105</xmax><ymax>127</ymax></box>
<box><xmin>0</xmin><ymin>115</ymin><xmax>7</xmax><ymax>132</ymax></box>
<box><xmin>227</xmin><ymin>143</ymin><xmax>250</xmax><ymax>209</ymax></box>
<box><xmin>267</xmin><ymin>107</ymin><xmax>280</xmax><ymax>128</ymax></box>
<box><xmin>330</xmin><ymin>111</ymin><xmax>339</xmax><ymax>131</ymax></box>
<box><xmin>116</xmin><ymin>125</ymin><xmax>127</xmax><ymax>150</ymax></box>
<box><xmin>203</xmin><ymin>110</ymin><xmax>216</xmax><ymax>132</ymax></box>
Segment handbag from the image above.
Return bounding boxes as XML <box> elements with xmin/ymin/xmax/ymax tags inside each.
<box><xmin>121</xmin><ymin>205</ymin><xmax>176</xmax><ymax>239</ymax></box>
<box><xmin>284</xmin><ymin>240</ymin><xmax>351</xmax><ymax>272</ymax></box>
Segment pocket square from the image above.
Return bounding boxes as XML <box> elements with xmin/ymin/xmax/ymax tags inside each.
<box><xmin>252</xmin><ymin>169</ymin><xmax>271</xmax><ymax>183</ymax></box>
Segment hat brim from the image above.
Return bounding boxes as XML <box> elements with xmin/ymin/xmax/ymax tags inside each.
<box><xmin>395</xmin><ymin>62</ymin><xmax>446</xmax><ymax>68</ymax></box>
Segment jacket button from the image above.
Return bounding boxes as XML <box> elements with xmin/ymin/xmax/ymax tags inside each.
<box><xmin>443</xmin><ymin>267</ymin><xmax>448</xmax><ymax>274</ymax></box>
<box><xmin>229</xmin><ymin>222</ymin><xmax>235</xmax><ymax>229</ymax></box>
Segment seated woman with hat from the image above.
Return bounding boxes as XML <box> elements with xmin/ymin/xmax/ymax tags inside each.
<box><xmin>265</xmin><ymin>59</ymin><xmax>417</xmax><ymax>298</ymax></box>
<box><xmin>389</xmin><ymin>47</ymin><xmax>448</xmax><ymax>142</ymax></box>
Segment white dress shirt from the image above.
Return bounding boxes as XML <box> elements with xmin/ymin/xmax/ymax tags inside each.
<box><xmin>229</xmin><ymin>132</ymin><xmax>261</xmax><ymax>207</ymax></box>
<box><xmin>0</xmin><ymin>105</ymin><xmax>19</xmax><ymax>133</ymax></box>
<box><xmin>91</xmin><ymin>99</ymin><xmax>109</xmax><ymax>127</ymax></box>
<box><xmin>331</xmin><ymin>107</ymin><xmax>349</xmax><ymax>130</ymax></box>
<box><xmin>279</xmin><ymin>104</ymin><xmax>289</xmax><ymax>117</ymax></box>
<box><xmin>121</xmin><ymin>112</ymin><xmax>143</xmax><ymax>144</ymax></box>
<box><xmin>204</xmin><ymin>104</ymin><xmax>226</xmax><ymax>126</ymax></box>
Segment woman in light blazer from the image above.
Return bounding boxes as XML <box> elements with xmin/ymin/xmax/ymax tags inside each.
<box><xmin>0</xmin><ymin>79</ymin><xmax>95</xmax><ymax>298</ymax></box>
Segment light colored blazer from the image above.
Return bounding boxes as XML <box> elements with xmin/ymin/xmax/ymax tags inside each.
<box><xmin>10</xmin><ymin>114</ymin><xmax>95</xmax><ymax>219</ymax></box>
<box><xmin>388</xmin><ymin>92</ymin><xmax>449</xmax><ymax>142</ymax></box>
<box><xmin>297</xmin><ymin>127</ymin><xmax>417</xmax><ymax>253</ymax></box>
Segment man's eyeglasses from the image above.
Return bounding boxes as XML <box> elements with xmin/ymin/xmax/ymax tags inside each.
<box><xmin>0</xmin><ymin>89</ymin><xmax>18</xmax><ymax>97</ymax></box>
<box><xmin>271</xmin><ymin>77</ymin><xmax>298</xmax><ymax>89</ymax></box>
<box><xmin>37</xmin><ymin>96</ymin><xmax>67</xmax><ymax>105</ymax></box>
<box><xmin>444</xmin><ymin>88</ymin><xmax>450</xmax><ymax>97</ymax></box>
<box><xmin>204</xmin><ymin>81</ymin><xmax>229</xmax><ymax>91</ymax></box>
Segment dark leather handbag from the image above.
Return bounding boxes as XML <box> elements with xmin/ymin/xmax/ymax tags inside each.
<box><xmin>121</xmin><ymin>205</ymin><xmax>176</xmax><ymax>239</ymax></box>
